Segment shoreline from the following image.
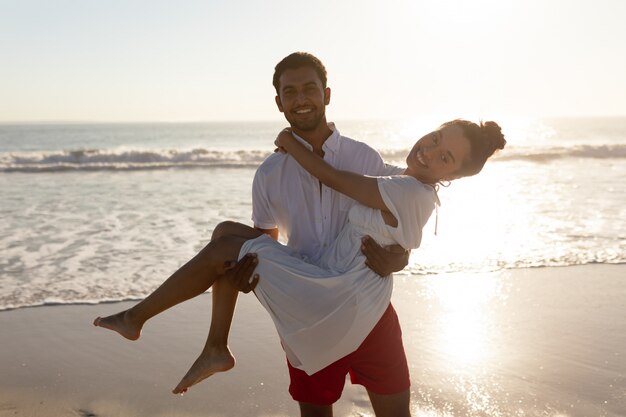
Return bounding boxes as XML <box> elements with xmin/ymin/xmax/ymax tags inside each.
<box><xmin>1</xmin><ymin>264</ymin><xmax>625</xmax><ymax>417</ymax></box>
<box><xmin>4</xmin><ymin>262</ymin><xmax>623</xmax><ymax>314</ymax></box>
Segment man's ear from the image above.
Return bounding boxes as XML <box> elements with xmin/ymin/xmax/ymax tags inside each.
<box><xmin>324</xmin><ymin>87</ymin><xmax>331</xmax><ymax>106</ymax></box>
<box><xmin>275</xmin><ymin>96</ymin><xmax>284</xmax><ymax>113</ymax></box>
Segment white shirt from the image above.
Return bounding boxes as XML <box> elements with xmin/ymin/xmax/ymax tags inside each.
<box><xmin>243</xmin><ymin>175</ymin><xmax>437</xmax><ymax>374</ymax></box>
<box><xmin>252</xmin><ymin>124</ymin><xmax>403</xmax><ymax>263</ymax></box>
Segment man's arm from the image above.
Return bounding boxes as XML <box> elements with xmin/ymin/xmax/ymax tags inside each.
<box><xmin>361</xmin><ymin>236</ymin><xmax>410</xmax><ymax>277</ymax></box>
<box><xmin>227</xmin><ymin>161</ymin><xmax>279</xmax><ymax>293</ymax></box>
<box><xmin>257</xmin><ymin>227</ymin><xmax>279</xmax><ymax>241</ymax></box>
<box><xmin>227</xmin><ymin>226</ymin><xmax>278</xmax><ymax>293</ymax></box>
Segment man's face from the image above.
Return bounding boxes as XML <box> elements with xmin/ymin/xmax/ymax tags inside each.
<box><xmin>275</xmin><ymin>67</ymin><xmax>330</xmax><ymax>132</ymax></box>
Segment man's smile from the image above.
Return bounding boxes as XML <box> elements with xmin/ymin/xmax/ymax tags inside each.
<box><xmin>294</xmin><ymin>107</ymin><xmax>313</xmax><ymax>115</ymax></box>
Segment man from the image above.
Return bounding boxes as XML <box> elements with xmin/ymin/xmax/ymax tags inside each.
<box><xmin>233</xmin><ymin>52</ymin><xmax>412</xmax><ymax>417</ymax></box>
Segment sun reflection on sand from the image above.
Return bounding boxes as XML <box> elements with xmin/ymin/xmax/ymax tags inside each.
<box><xmin>407</xmin><ymin>272</ymin><xmax>517</xmax><ymax>416</ymax></box>
<box><xmin>427</xmin><ymin>273</ymin><xmax>502</xmax><ymax>369</ymax></box>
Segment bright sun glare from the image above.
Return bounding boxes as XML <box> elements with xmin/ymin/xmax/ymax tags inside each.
<box><xmin>427</xmin><ymin>272</ymin><xmax>501</xmax><ymax>368</ymax></box>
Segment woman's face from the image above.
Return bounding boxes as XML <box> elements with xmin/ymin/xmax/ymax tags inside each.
<box><xmin>405</xmin><ymin>124</ymin><xmax>471</xmax><ymax>183</ymax></box>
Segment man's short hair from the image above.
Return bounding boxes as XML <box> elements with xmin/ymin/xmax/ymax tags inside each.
<box><xmin>273</xmin><ymin>52</ymin><xmax>328</xmax><ymax>94</ymax></box>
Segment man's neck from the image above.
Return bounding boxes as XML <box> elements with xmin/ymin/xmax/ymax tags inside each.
<box><xmin>292</xmin><ymin>121</ymin><xmax>333</xmax><ymax>155</ymax></box>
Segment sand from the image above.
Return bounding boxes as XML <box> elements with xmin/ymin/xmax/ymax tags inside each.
<box><xmin>1</xmin><ymin>264</ymin><xmax>625</xmax><ymax>417</ymax></box>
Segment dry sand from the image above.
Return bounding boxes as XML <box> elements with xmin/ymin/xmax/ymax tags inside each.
<box><xmin>1</xmin><ymin>264</ymin><xmax>624</xmax><ymax>416</ymax></box>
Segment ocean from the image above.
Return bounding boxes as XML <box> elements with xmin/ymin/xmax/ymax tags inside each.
<box><xmin>1</xmin><ymin>118</ymin><xmax>625</xmax><ymax>311</ymax></box>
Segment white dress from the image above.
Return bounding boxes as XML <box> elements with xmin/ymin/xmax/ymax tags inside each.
<box><xmin>238</xmin><ymin>176</ymin><xmax>437</xmax><ymax>375</ymax></box>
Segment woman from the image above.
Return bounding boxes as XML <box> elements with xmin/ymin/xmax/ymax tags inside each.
<box><xmin>94</xmin><ymin>119</ymin><xmax>505</xmax><ymax>394</ymax></box>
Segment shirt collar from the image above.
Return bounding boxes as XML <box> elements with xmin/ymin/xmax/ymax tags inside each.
<box><xmin>323</xmin><ymin>122</ymin><xmax>341</xmax><ymax>153</ymax></box>
<box><xmin>291</xmin><ymin>122</ymin><xmax>341</xmax><ymax>154</ymax></box>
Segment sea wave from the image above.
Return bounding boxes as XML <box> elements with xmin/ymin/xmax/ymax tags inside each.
<box><xmin>1</xmin><ymin>259</ymin><xmax>623</xmax><ymax>311</ymax></box>
<box><xmin>379</xmin><ymin>144</ymin><xmax>626</xmax><ymax>163</ymax></box>
<box><xmin>1</xmin><ymin>143</ymin><xmax>625</xmax><ymax>172</ymax></box>
<box><xmin>494</xmin><ymin>144</ymin><xmax>626</xmax><ymax>162</ymax></box>
<box><xmin>0</xmin><ymin>148</ymin><xmax>272</xmax><ymax>172</ymax></box>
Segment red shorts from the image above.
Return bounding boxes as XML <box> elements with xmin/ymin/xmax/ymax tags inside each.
<box><xmin>287</xmin><ymin>303</ymin><xmax>410</xmax><ymax>406</ymax></box>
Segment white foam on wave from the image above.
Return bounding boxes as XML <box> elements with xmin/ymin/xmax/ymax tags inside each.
<box><xmin>0</xmin><ymin>148</ymin><xmax>272</xmax><ymax>172</ymax></box>
<box><xmin>494</xmin><ymin>144</ymin><xmax>626</xmax><ymax>162</ymax></box>
<box><xmin>0</xmin><ymin>167</ymin><xmax>256</xmax><ymax>311</ymax></box>
<box><xmin>2</xmin><ymin>124</ymin><xmax>626</xmax><ymax>310</ymax></box>
<box><xmin>379</xmin><ymin>144</ymin><xmax>626</xmax><ymax>163</ymax></box>
<box><xmin>2</xmin><ymin>143</ymin><xmax>625</xmax><ymax>173</ymax></box>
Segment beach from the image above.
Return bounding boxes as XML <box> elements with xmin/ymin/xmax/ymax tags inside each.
<box><xmin>2</xmin><ymin>0</ymin><xmax>626</xmax><ymax>414</ymax></box>
<box><xmin>1</xmin><ymin>119</ymin><xmax>625</xmax><ymax>416</ymax></box>
<box><xmin>2</xmin><ymin>264</ymin><xmax>624</xmax><ymax>417</ymax></box>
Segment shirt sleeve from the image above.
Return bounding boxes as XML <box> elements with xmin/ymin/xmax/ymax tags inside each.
<box><xmin>376</xmin><ymin>176</ymin><xmax>436</xmax><ymax>250</ymax></box>
<box><xmin>251</xmin><ymin>168</ymin><xmax>277</xmax><ymax>230</ymax></box>
<box><xmin>354</xmin><ymin>145</ymin><xmax>405</xmax><ymax>176</ymax></box>
<box><xmin>380</xmin><ymin>163</ymin><xmax>406</xmax><ymax>176</ymax></box>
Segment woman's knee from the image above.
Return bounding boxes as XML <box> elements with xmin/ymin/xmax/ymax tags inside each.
<box><xmin>196</xmin><ymin>235</ymin><xmax>240</xmax><ymax>275</ymax></box>
<box><xmin>211</xmin><ymin>221</ymin><xmax>241</xmax><ymax>240</ymax></box>
<box><xmin>208</xmin><ymin>235</ymin><xmax>247</xmax><ymax>261</ymax></box>
<box><xmin>212</xmin><ymin>221</ymin><xmax>260</xmax><ymax>241</ymax></box>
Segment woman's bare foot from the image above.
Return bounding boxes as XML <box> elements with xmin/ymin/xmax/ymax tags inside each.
<box><xmin>93</xmin><ymin>310</ymin><xmax>142</xmax><ymax>341</ymax></box>
<box><xmin>172</xmin><ymin>346</ymin><xmax>235</xmax><ymax>394</ymax></box>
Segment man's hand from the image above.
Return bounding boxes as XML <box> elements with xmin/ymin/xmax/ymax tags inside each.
<box><xmin>224</xmin><ymin>253</ymin><xmax>259</xmax><ymax>293</ymax></box>
<box><xmin>361</xmin><ymin>236</ymin><xmax>409</xmax><ymax>277</ymax></box>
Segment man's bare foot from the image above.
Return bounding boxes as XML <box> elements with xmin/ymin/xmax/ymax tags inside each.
<box><xmin>93</xmin><ymin>310</ymin><xmax>142</xmax><ymax>341</ymax></box>
<box><xmin>172</xmin><ymin>346</ymin><xmax>235</xmax><ymax>394</ymax></box>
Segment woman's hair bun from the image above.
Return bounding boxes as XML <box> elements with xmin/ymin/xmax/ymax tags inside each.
<box><xmin>440</xmin><ymin>118</ymin><xmax>505</xmax><ymax>177</ymax></box>
<box><xmin>480</xmin><ymin>121</ymin><xmax>506</xmax><ymax>155</ymax></box>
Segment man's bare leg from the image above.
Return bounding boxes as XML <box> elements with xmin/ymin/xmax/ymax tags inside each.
<box><xmin>299</xmin><ymin>403</ymin><xmax>333</xmax><ymax>417</ymax></box>
<box><xmin>368</xmin><ymin>389</ymin><xmax>411</xmax><ymax>417</ymax></box>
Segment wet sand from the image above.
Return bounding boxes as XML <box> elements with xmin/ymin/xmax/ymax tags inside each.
<box><xmin>1</xmin><ymin>264</ymin><xmax>624</xmax><ymax>417</ymax></box>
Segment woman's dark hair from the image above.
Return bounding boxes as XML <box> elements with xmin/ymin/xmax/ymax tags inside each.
<box><xmin>273</xmin><ymin>52</ymin><xmax>328</xmax><ymax>94</ymax></box>
<box><xmin>442</xmin><ymin>119</ymin><xmax>506</xmax><ymax>177</ymax></box>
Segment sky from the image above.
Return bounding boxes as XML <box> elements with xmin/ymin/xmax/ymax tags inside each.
<box><xmin>1</xmin><ymin>0</ymin><xmax>625</xmax><ymax>122</ymax></box>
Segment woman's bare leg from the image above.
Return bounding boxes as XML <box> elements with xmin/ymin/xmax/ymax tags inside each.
<box><xmin>170</xmin><ymin>278</ymin><xmax>239</xmax><ymax>395</ymax></box>
<box><xmin>93</xmin><ymin>223</ymin><xmax>256</xmax><ymax>340</ymax></box>
<box><xmin>173</xmin><ymin>222</ymin><xmax>265</xmax><ymax>394</ymax></box>
<box><xmin>93</xmin><ymin>220</ymin><xmax>264</xmax><ymax>392</ymax></box>
<box><xmin>204</xmin><ymin>221</ymin><xmax>265</xmax><ymax>346</ymax></box>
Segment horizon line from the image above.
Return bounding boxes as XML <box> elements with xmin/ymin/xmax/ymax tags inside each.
<box><xmin>1</xmin><ymin>114</ymin><xmax>626</xmax><ymax>125</ymax></box>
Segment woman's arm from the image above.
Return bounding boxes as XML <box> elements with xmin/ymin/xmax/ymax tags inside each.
<box><xmin>276</xmin><ymin>130</ymin><xmax>390</xmax><ymax>212</ymax></box>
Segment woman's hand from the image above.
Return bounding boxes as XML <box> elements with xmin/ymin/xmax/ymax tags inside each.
<box><xmin>274</xmin><ymin>128</ymin><xmax>293</xmax><ymax>153</ymax></box>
